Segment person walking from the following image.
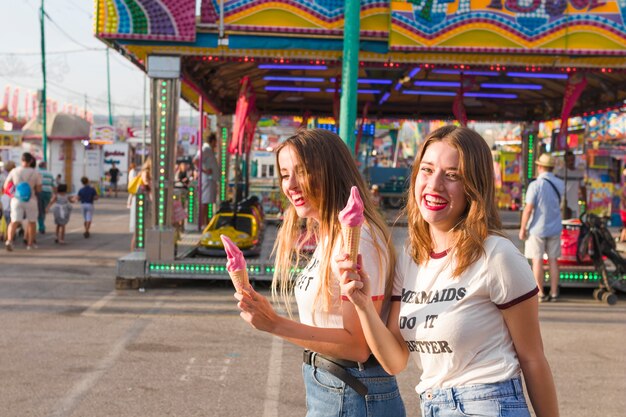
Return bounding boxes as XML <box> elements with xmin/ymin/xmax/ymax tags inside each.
<box><xmin>520</xmin><ymin>153</ymin><xmax>565</xmax><ymax>302</ymax></box>
<box><xmin>234</xmin><ymin>129</ymin><xmax>405</xmax><ymax>417</ymax></box>
<box><xmin>107</xmin><ymin>163</ymin><xmax>121</xmax><ymax>198</ymax></box>
<box><xmin>1</xmin><ymin>160</ymin><xmax>16</xmax><ymax>234</ymax></box>
<box><xmin>37</xmin><ymin>160</ymin><xmax>56</xmax><ymax>234</ymax></box>
<box><xmin>341</xmin><ymin>126</ymin><xmax>559</xmax><ymax>417</ymax></box>
<box><xmin>3</xmin><ymin>153</ymin><xmax>42</xmax><ymax>251</ymax></box>
<box><xmin>47</xmin><ymin>183</ymin><xmax>75</xmax><ymax>244</ymax></box>
<box><xmin>77</xmin><ymin>177</ymin><xmax>98</xmax><ymax>238</ymax></box>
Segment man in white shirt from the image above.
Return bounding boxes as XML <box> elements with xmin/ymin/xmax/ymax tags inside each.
<box><xmin>193</xmin><ymin>134</ymin><xmax>219</xmax><ymax>227</ymax></box>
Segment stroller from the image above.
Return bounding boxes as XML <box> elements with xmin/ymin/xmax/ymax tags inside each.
<box><xmin>576</xmin><ymin>213</ymin><xmax>626</xmax><ymax>305</ymax></box>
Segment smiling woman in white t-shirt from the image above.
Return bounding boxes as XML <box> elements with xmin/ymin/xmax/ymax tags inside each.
<box><xmin>234</xmin><ymin>129</ymin><xmax>405</xmax><ymax>417</ymax></box>
<box><xmin>341</xmin><ymin>126</ymin><xmax>559</xmax><ymax>417</ymax></box>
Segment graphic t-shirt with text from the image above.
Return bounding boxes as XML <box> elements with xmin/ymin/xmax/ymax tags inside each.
<box><xmin>394</xmin><ymin>235</ymin><xmax>538</xmax><ymax>393</ymax></box>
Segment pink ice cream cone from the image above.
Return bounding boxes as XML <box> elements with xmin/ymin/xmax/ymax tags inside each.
<box><xmin>220</xmin><ymin>235</ymin><xmax>249</xmax><ymax>293</ymax></box>
<box><xmin>338</xmin><ymin>186</ymin><xmax>365</xmax><ymax>263</ymax></box>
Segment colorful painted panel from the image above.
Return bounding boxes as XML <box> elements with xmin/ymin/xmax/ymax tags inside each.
<box><xmin>390</xmin><ymin>0</ymin><xmax>626</xmax><ymax>53</ymax></box>
<box><xmin>96</xmin><ymin>0</ymin><xmax>196</xmax><ymax>42</ymax></box>
<box><xmin>200</xmin><ymin>0</ymin><xmax>391</xmax><ymax>36</ymax></box>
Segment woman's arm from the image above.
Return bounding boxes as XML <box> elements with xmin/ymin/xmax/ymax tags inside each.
<box><xmin>341</xmin><ymin>264</ymin><xmax>409</xmax><ymax>374</ymax></box>
<box><xmin>502</xmin><ymin>297</ymin><xmax>559</xmax><ymax>417</ymax></box>
<box><xmin>236</xmin><ymin>287</ymin><xmax>380</xmax><ymax>363</ymax></box>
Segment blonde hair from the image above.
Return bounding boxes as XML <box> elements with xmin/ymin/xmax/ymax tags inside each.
<box><xmin>406</xmin><ymin>125</ymin><xmax>504</xmax><ymax>277</ymax></box>
<box><xmin>272</xmin><ymin>129</ymin><xmax>396</xmax><ymax>316</ymax></box>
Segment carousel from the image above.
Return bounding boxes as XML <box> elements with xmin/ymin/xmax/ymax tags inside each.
<box><xmin>94</xmin><ymin>0</ymin><xmax>626</xmax><ymax>293</ymax></box>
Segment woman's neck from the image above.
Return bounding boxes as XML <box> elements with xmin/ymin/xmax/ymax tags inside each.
<box><xmin>431</xmin><ymin>228</ymin><xmax>454</xmax><ymax>253</ymax></box>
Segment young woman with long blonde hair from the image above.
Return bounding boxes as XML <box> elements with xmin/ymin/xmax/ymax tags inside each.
<box><xmin>235</xmin><ymin>129</ymin><xmax>405</xmax><ymax>417</ymax></box>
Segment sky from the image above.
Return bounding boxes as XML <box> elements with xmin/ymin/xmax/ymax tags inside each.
<box><xmin>1</xmin><ymin>0</ymin><xmax>195</xmax><ymax>123</ymax></box>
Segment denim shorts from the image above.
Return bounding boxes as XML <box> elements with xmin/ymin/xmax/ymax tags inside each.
<box><xmin>81</xmin><ymin>203</ymin><xmax>94</xmax><ymax>222</ymax></box>
<box><xmin>419</xmin><ymin>377</ymin><xmax>530</xmax><ymax>417</ymax></box>
<box><xmin>302</xmin><ymin>362</ymin><xmax>405</xmax><ymax>417</ymax></box>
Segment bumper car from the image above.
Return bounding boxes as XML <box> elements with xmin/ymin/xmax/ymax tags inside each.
<box><xmin>197</xmin><ymin>197</ymin><xmax>264</xmax><ymax>257</ymax></box>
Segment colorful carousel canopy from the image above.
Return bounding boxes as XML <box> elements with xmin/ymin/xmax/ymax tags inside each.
<box><xmin>95</xmin><ymin>0</ymin><xmax>626</xmax><ymax>121</ymax></box>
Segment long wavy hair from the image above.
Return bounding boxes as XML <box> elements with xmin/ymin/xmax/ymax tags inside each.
<box><xmin>272</xmin><ymin>129</ymin><xmax>395</xmax><ymax>316</ymax></box>
<box><xmin>406</xmin><ymin>126</ymin><xmax>504</xmax><ymax>277</ymax></box>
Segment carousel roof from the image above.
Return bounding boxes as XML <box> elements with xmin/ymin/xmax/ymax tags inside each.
<box><xmin>96</xmin><ymin>0</ymin><xmax>626</xmax><ymax>122</ymax></box>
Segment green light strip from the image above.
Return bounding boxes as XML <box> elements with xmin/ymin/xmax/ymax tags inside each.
<box><xmin>146</xmin><ymin>264</ymin><xmax>304</xmax><ymax>275</ymax></box>
<box><xmin>158</xmin><ymin>80</ymin><xmax>168</xmax><ymax>226</ymax></box>
<box><xmin>543</xmin><ymin>271</ymin><xmax>601</xmax><ymax>281</ymax></box>
<box><xmin>208</xmin><ymin>203</ymin><xmax>214</xmax><ymax>220</ymax></box>
<box><xmin>148</xmin><ymin>263</ymin><xmax>272</xmax><ymax>275</ymax></box>
<box><xmin>187</xmin><ymin>185</ymin><xmax>195</xmax><ymax>224</ymax></box>
<box><xmin>220</xmin><ymin>126</ymin><xmax>228</xmax><ymax>202</ymax></box>
<box><xmin>136</xmin><ymin>193</ymin><xmax>145</xmax><ymax>249</ymax></box>
<box><xmin>527</xmin><ymin>133</ymin><xmax>534</xmax><ymax>180</ymax></box>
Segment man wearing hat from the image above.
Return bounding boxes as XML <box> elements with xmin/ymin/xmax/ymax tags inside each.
<box><xmin>519</xmin><ymin>153</ymin><xmax>565</xmax><ymax>302</ymax></box>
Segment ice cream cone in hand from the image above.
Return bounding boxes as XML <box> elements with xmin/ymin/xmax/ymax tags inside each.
<box><xmin>220</xmin><ymin>235</ymin><xmax>250</xmax><ymax>293</ymax></box>
<box><xmin>338</xmin><ymin>186</ymin><xmax>365</xmax><ymax>263</ymax></box>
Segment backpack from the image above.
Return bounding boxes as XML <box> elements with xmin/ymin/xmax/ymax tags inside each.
<box><xmin>15</xmin><ymin>181</ymin><xmax>32</xmax><ymax>202</ymax></box>
<box><xmin>14</xmin><ymin>170</ymin><xmax>36</xmax><ymax>203</ymax></box>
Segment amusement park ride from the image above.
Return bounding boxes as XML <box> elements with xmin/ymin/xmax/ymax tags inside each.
<box><xmin>94</xmin><ymin>1</ymin><xmax>626</xmax><ymax>298</ymax></box>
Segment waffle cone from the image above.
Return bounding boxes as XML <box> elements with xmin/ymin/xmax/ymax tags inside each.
<box><xmin>342</xmin><ymin>225</ymin><xmax>361</xmax><ymax>263</ymax></box>
<box><xmin>228</xmin><ymin>269</ymin><xmax>249</xmax><ymax>293</ymax></box>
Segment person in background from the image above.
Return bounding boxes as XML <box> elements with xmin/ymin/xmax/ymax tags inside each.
<box><xmin>620</xmin><ymin>168</ymin><xmax>626</xmax><ymax>243</ymax></box>
<box><xmin>193</xmin><ymin>133</ymin><xmax>219</xmax><ymax>227</ymax></box>
<box><xmin>520</xmin><ymin>153</ymin><xmax>564</xmax><ymax>302</ymax></box>
<box><xmin>4</xmin><ymin>153</ymin><xmax>42</xmax><ymax>251</ymax></box>
<box><xmin>77</xmin><ymin>177</ymin><xmax>98</xmax><ymax>238</ymax></box>
<box><xmin>107</xmin><ymin>163</ymin><xmax>121</xmax><ymax>198</ymax></box>
<box><xmin>341</xmin><ymin>126</ymin><xmax>559</xmax><ymax>417</ymax></box>
<box><xmin>370</xmin><ymin>184</ymin><xmax>382</xmax><ymax>211</ymax></box>
<box><xmin>24</xmin><ymin>157</ymin><xmax>39</xmax><ymax>246</ymax></box>
<box><xmin>1</xmin><ymin>160</ymin><xmax>16</xmax><ymax>230</ymax></box>
<box><xmin>0</xmin><ymin>161</ymin><xmax>7</xmax><ymax>189</ymax></box>
<box><xmin>235</xmin><ymin>129</ymin><xmax>405</xmax><ymax>417</ymax></box>
<box><xmin>0</xmin><ymin>161</ymin><xmax>5</xmax><ymax>242</ymax></box>
<box><xmin>129</xmin><ymin>159</ymin><xmax>152</xmax><ymax>250</ymax></box>
<box><xmin>175</xmin><ymin>161</ymin><xmax>190</xmax><ymax>189</ymax></box>
<box><xmin>555</xmin><ymin>150</ymin><xmax>586</xmax><ymax>219</ymax></box>
<box><xmin>127</xmin><ymin>162</ymin><xmax>138</xmax><ymax>250</ymax></box>
<box><xmin>37</xmin><ymin>160</ymin><xmax>56</xmax><ymax>234</ymax></box>
<box><xmin>47</xmin><ymin>183</ymin><xmax>75</xmax><ymax>244</ymax></box>
<box><xmin>140</xmin><ymin>158</ymin><xmax>152</xmax><ymax>198</ymax></box>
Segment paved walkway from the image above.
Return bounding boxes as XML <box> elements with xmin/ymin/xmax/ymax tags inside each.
<box><xmin>1</xmin><ymin>196</ymin><xmax>624</xmax><ymax>417</ymax></box>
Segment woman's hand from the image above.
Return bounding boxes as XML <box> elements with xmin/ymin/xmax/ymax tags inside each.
<box><xmin>234</xmin><ymin>286</ymin><xmax>280</xmax><ymax>333</ymax></box>
<box><xmin>337</xmin><ymin>254</ymin><xmax>372</xmax><ymax>310</ymax></box>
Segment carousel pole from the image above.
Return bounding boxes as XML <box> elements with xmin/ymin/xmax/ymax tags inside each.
<box><xmin>39</xmin><ymin>0</ymin><xmax>48</xmax><ymax>163</ymax></box>
<box><xmin>106</xmin><ymin>48</ymin><xmax>113</xmax><ymax>125</ymax></box>
<box><xmin>338</xmin><ymin>0</ymin><xmax>360</xmax><ymax>155</ymax></box>
<box><xmin>142</xmin><ymin>73</ymin><xmax>147</xmax><ymax>164</ymax></box>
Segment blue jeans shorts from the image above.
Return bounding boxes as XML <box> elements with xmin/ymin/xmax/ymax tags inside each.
<box><xmin>81</xmin><ymin>203</ymin><xmax>94</xmax><ymax>222</ymax></box>
<box><xmin>419</xmin><ymin>377</ymin><xmax>530</xmax><ymax>417</ymax></box>
<box><xmin>302</xmin><ymin>362</ymin><xmax>405</xmax><ymax>417</ymax></box>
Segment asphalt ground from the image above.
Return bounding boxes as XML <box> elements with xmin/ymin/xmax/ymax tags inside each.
<box><xmin>0</xmin><ymin>196</ymin><xmax>624</xmax><ymax>417</ymax></box>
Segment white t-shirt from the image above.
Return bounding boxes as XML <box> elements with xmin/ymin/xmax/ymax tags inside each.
<box><xmin>394</xmin><ymin>235</ymin><xmax>538</xmax><ymax>394</ymax></box>
<box><xmin>295</xmin><ymin>223</ymin><xmax>388</xmax><ymax>328</ymax></box>
<box><xmin>6</xmin><ymin>166</ymin><xmax>41</xmax><ymax>189</ymax></box>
